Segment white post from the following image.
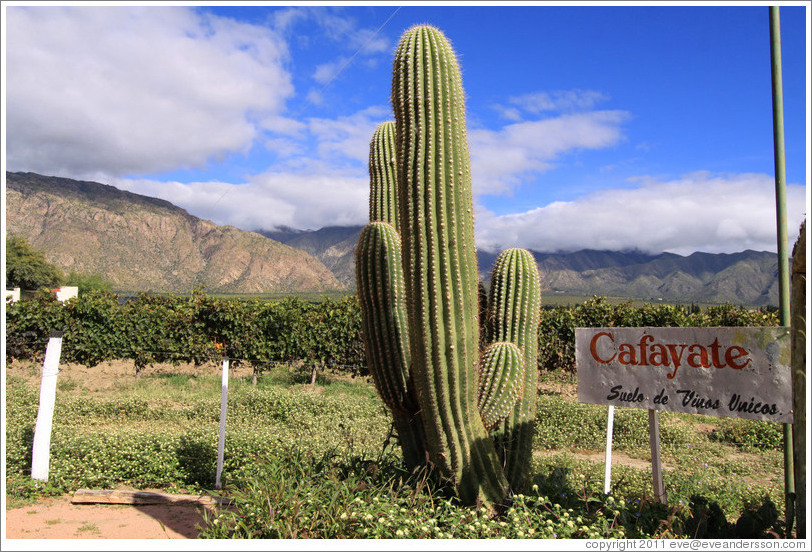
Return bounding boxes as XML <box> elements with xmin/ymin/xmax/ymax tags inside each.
<box><xmin>648</xmin><ymin>409</ymin><xmax>667</xmax><ymax>504</ymax></box>
<box><xmin>604</xmin><ymin>405</ymin><xmax>615</xmax><ymax>494</ymax></box>
<box><xmin>215</xmin><ymin>357</ymin><xmax>229</xmax><ymax>490</ymax></box>
<box><xmin>31</xmin><ymin>332</ymin><xmax>63</xmax><ymax>481</ymax></box>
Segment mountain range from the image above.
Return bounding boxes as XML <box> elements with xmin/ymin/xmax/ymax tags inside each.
<box><xmin>5</xmin><ymin>172</ymin><xmax>782</xmax><ymax>305</ymax></box>
<box><xmin>495</xmin><ymin>248</ymin><xmax>780</xmax><ymax>306</ymax></box>
<box><xmin>270</xmin><ymin>226</ymin><xmax>782</xmax><ymax>306</ymax></box>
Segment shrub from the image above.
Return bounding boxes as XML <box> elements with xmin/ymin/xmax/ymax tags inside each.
<box><xmin>709</xmin><ymin>419</ymin><xmax>784</xmax><ymax>451</ymax></box>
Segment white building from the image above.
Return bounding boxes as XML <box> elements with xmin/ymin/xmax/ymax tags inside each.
<box><xmin>5</xmin><ymin>286</ymin><xmax>78</xmax><ymax>303</ymax></box>
<box><xmin>53</xmin><ymin>286</ymin><xmax>79</xmax><ymax>302</ymax></box>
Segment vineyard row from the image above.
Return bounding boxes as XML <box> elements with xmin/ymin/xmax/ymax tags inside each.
<box><xmin>5</xmin><ymin>289</ymin><xmax>779</xmax><ymax>375</ymax></box>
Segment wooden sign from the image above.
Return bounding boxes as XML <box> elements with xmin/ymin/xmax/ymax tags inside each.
<box><xmin>576</xmin><ymin>326</ymin><xmax>792</xmax><ymax>423</ymax></box>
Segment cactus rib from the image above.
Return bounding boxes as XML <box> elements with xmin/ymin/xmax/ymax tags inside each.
<box><xmin>478</xmin><ymin>341</ymin><xmax>525</xmax><ymax>431</ymax></box>
<box><xmin>369</xmin><ymin>122</ymin><xmax>400</xmax><ymax>228</ymax></box>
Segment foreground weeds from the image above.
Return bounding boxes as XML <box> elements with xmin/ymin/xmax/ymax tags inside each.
<box><xmin>4</xmin><ymin>365</ymin><xmax>788</xmax><ymax>538</ymax></box>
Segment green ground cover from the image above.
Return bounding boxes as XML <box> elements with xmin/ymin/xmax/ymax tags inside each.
<box><xmin>4</xmin><ymin>363</ymin><xmax>787</xmax><ymax>539</ymax></box>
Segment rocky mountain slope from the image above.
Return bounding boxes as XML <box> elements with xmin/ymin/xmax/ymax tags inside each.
<box><xmin>5</xmin><ymin>172</ymin><xmax>342</xmax><ymax>294</ymax></box>
<box><xmin>529</xmin><ymin>249</ymin><xmax>780</xmax><ymax>305</ymax></box>
<box><xmin>259</xmin><ymin>225</ymin><xmax>362</xmax><ymax>288</ymax></box>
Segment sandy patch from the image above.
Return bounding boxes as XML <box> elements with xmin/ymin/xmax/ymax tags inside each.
<box><xmin>5</xmin><ymin>494</ymin><xmax>215</xmax><ymax>539</ymax></box>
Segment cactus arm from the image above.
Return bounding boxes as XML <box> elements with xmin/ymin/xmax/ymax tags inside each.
<box><xmin>355</xmin><ymin>222</ymin><xmax>413</xmax><ymax>414</ymax></box>
<box><xmin>369</xmin><ymin>122</ymin><xmax>400</xmax><ymax>229</ymax></box>
<box><xmin>355</xmin><ymin>221</ymin><xmax>426</xmax><ymax>468</ymax></box>
<box><xmin>487</xmin><ymin>247</ymin><xmax>542</xmax><ymax>490</ymax></box>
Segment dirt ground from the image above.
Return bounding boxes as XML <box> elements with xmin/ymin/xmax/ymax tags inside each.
<box><xmin>5</xmin><ymin>493</ymin><xmax>215</xmax><ymax>539</ymax></box>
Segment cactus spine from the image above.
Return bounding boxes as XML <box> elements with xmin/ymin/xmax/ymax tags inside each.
<box><xmin>357</xmin><ymin>24</ymin><xmax>542</xmax><ymax>507</ymax></box>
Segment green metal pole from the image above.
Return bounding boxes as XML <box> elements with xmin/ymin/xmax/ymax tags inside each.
<box><xmin>768</xmin><ymin>5</ymin><xmax>795</xmax><ymax>536</ymax></box>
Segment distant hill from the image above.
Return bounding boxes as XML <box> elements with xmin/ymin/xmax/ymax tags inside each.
<box><xmin>5</xmin><ymin>172</ymin><xmax>343</xmax><ymax>294</ymax></box>
<box><xmin>259</xmin><ymin>225</ymin><xmax>363</xmax><ymax>288</ymax></box>
<box><xmin>263</xmin><ymin>226</ymin><xmax>781</xmax><ymax>306</ymax></box>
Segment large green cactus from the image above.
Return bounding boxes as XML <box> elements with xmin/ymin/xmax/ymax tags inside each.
<box><xmin>356</xmin><ymin>24</ymin><xmax>541</xmax><ymax>507</ymax></box>
<box><xmin>392</xmin><ymin>23</ymin><xmax>507</xmax><ymax>506</ymax></box>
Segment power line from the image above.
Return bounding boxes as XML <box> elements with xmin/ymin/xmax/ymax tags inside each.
<box><xmin>291</xmin><ymin>6</ymin><xmax>402</xmax><ymax>120</ymax></box>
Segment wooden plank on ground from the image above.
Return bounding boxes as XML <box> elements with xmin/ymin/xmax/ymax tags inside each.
<box><xmin>71</xmin><ymin>489</ymin><xmax>231</xmax><ymax>506</ymax></box>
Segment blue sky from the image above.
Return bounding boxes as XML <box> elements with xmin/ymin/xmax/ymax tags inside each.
<box><xmin>3</xmin><ymin>2</ymin><xmax>809</xmax><ymax>255</ymax></box>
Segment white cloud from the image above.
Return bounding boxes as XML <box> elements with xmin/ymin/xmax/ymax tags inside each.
<box><xmin>351</xmin><ymin>27</ymin><xmax>390</xmax><ymax>55</ymax></box>
<box><xmin>277</xmin><ymin>7</ymin><xmax>393</xmax><ymax>86</ymax></box>
<box><xmin>113</xmin><ymin>105</ymin><xmax>393</xmax><ymax>231</ymax></box>
<box><xmin>308</xmin><ymin>106</ymin><xmax>391</xmax><ymax>165</ymax></box>
<box><xmin>475</xmin><ymin>172</ymin><xmax>808</xmax><ymax>255</ymax></box>
<box><xmin>305</xmin><ymin>89</ymin><xmax>325</xmax><ymax>106</ymax></box>
<box><xmin>5</xmin><ymin>6</ymin><xmax>293</xmax><ymax>179</ymax></box>
<box><xmin>114</xmin><ymin>170</ymin><xmax>806</xmax><ymax>255</ymax></box>
<box><xmin>259</xmin><ymin>115</ymin><xmax>307</xmax><ymax>138</ymax></box>
<box><xmin>115</xmin><ymin>170</ymin><xmax>368</xmax><ymax>232</ymax></box>
<box><xmin>246</xmin><ymin>170</ymin><xmax>369</xmax><ymax>230</ymax></box>
<box><xmin>492</xmin><ymin>105</ymin><xmax>523</xmax><ymax>122</ymax></box>
<box><xmin>504</xmin><ymin>90</ymin><xmax>609</xmax><ymax>116</ymax></box>
<box><xmin>272</xmin><ymin>6</ymin><xmax>308</xmax><ymax>32</ymax></box>
<box><xmin>470</xmin><ymin>111</ymin><xmax>630</xmax><ymax>195</ymax></box>
<box><xmin>313</xmin><ymin>57</ymin><xmax>349</xmax><ymax>85</ymax></box>
<box><xmin>108</xmin><ymin>102</ymin><xmax>636</xmax><ymax>238</ymax></box>
<box><xmin>262</xmin><ymin>137</ymin><xmax>301</xmax><ymax>159</ymax></box>
<box><xmin>311</xmin><ymin>9</ymin><xmax>391</xmax><ymax>54</ymax></box>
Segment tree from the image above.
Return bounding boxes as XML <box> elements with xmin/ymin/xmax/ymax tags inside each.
<box><xmin>64</xmin><ymin>271</ymin><xmax>114</xmax><ymax>293</ymax></box>
<box><xmin>5</xmin><ymin>235</ymin><xmax>63</xmax><ymax>290</ymax></box>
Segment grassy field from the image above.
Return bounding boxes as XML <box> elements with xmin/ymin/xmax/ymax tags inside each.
<box><xmin>4</xmin><ymin>359</ymin><xmax>789</xmax><ymax>539</ymax></box>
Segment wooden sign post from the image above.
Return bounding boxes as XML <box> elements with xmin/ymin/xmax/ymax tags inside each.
<box><xmin>648</xmin><ymin>409</ymin><xmax>666</xmax><ymax>504</ymax></box>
